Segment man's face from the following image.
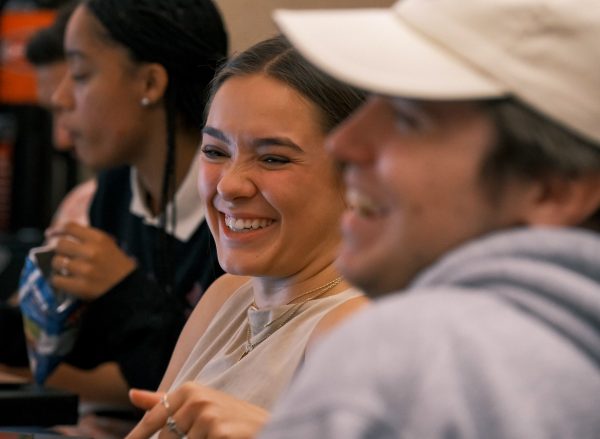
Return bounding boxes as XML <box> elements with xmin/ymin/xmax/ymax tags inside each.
<box><xmin>328</xmin><ymin>96</ymin><xmax>529</xmax><ymax>297</ymax></box>
<box><xmin>35</xmin><ymin>61</ymin><xmax>73</xmax><ymax>152</ymax></box>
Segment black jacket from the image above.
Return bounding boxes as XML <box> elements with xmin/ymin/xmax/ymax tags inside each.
<box><xmin>65</xmin><ymin>166</ymin><xmax>223</xmax><ymax>390</ymax></box>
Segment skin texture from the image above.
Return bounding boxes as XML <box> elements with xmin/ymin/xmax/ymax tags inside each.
<box><xmin>328</xmin><ymin>96</ymin><xmax>543</xmax><ymax>297</ymax></box>
<box><xmin>52</xmin><ymin>5</ymin><xmax>156</xmax><ymax>170</ymax></box>
<box><xmin>200</xmin><ymin>73</ymin><xmax>352</xmax><ymax>307</ymax></box>
<box><xmin>52</xmin><ymin>4</ymin><xmax>199</xmax><ymax>206</ymax></box>
<box><xmin>125</xmin><ymin>73</ymin><xmax>369</xmax><ymax>439</ymax></box>
<box><xmin>199</xmin><ymin>74</ymin><xmax>345</xmax><ymax>292</ymax></box>
<box><xmin>35</xmin><ymin>61</ymin><xmax>73</xmax><ymax>151</ymax></box>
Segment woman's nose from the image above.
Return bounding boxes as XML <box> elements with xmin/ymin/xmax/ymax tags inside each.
<box><xmin>216</xmin><ymin>162</ymin><xmax>257</xmax><ymax>201</ymax></box>
<box><xmin>51</xmin><ymin>73</ymin><xmax>74</xmax><ymax>112</ymax></box>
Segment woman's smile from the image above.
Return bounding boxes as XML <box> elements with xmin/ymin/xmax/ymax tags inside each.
<box><xmin>224</xmin><ymin>214</ymin><xmax>275</xmax><ymax>232</ymax></box>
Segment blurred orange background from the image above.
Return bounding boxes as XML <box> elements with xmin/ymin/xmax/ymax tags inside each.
<box><xmin>0</xmin><ymin>9</ymin><xmax>56</xmax><ymax>104</ymax></box>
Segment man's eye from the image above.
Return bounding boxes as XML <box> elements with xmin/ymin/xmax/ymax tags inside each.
<box><xmin>392</xmin><ymin>100</ymin><xmax>434</xmax><ymax>134</ymax></box>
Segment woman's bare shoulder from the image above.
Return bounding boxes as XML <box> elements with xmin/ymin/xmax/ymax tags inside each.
<box><xmin>158</xmin><ymin>274</ymin><xmax>251</xmax><ymax>391</ymax></box>
<box><xmin>192</xmin><ymin>274</ymin><xmax>251</xmax><ymax>323</ymax></box>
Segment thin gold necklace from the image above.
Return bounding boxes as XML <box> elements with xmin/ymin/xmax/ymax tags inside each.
<box><xmin>239</xmin><ymin>276</ymin><xmax>343</xmax><ymax>360</ymax></box>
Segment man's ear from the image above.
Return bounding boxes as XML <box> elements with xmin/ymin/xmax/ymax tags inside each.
<box><xmin>138</xmin><ymin>62</ymin><xmax>169</xmax><ymax>106</ymax></box>
<box><xmin>523</xmin><ymin>173</ymin><xmax>600</xmax><ymax>226</ymax></box>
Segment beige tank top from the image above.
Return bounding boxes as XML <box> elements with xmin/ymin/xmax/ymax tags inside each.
<box><xmin>168</xmin><ymin>280</ymin><xmax>362</xmax><ymax>409</ymax></box>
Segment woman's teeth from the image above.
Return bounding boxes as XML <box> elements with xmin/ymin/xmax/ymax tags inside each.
<box><xmin>225</xmin><ymin>215</ymin><xmax>274</xmax><ymax>232</ymax></box>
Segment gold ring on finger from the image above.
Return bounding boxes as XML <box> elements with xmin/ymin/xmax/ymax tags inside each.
<box><xmin>59</xmin><ymin>256</ymin><xmax>71</xmax><ymax>277</ymax></box>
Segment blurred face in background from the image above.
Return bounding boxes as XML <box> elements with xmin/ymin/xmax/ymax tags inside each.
<box><xmin>51</xmin><ymin>4</ymin><xmax>157</xmax><ymax>170</ymax></box>
<box><xmin>35</xmin><ymin>61</ymin><xmax>73</xmax><ymax>152</ymax></box>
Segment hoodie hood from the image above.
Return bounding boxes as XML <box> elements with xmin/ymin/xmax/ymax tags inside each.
<box><xmin>411</xmin><ymin>227</ymin><xmax>600</xmax><ymax>367</ymax></box>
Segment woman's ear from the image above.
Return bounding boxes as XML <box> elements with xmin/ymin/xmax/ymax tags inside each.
<box><xmin>522</xmin><ymin>172</ymin><xmax>600</xmax><ymax>226</ymax></box>
<box><xmin>138</xmin><ymin>62</ymin><xmax>169</xmax><ymax>106</ymax></box>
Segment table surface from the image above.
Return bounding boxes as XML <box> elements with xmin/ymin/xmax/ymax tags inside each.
<box><xmin>0</xmin><ymin>373</ymin><xmax>79</xmax><ymax>427</ymax></box>
<box><xmin>0</xmin><ymin>370</ymin><xmax>28</xmax><ymax>385</ymax></box>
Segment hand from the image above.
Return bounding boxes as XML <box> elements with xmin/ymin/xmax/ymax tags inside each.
<box><xmin>126</xmin><ymin>383</ymin><xmax>270</xmax><ymax>439</ymax></box>
<box><xmin>48</xmin><ymin>222</ymin><xmax>137</xmax><ymax>301</ymax></box>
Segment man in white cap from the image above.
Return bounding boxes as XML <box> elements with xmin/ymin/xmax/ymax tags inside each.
<box><xmin>259</xmin><ymin>0</ymin><xmax>600</xmax><ymax>437</ymax></box>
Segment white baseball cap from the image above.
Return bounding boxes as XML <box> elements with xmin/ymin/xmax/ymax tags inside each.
<box><xmin>274</xmin><ymin>0</ymin><xmax>600</xmax><ymax>145</ymax></box>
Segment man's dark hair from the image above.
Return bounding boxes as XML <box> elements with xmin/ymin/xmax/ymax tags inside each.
<box><xmin>25</xmin><ymin>0</ymin><xmax>79</xmax><ymax>66</ymax></box>
<box><xmin>481</xmin><ymin>98</ymin><xmax>600</xmax><ymax>230</ymax></box>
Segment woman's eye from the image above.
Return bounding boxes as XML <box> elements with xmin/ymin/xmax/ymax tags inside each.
<box><xmin>201</xmin><ymin>145</ymin><xmax>227</xmax><ymax>160</ymax></box>
<box><xmin>261</xmin><ymin>155</ymin><xmax>290</xmax><ymax>165</ymax></box>
<box><xmin>70</xmin><ymin>72</ymin><xmax>90</xmax><ymax>83</ymax></box>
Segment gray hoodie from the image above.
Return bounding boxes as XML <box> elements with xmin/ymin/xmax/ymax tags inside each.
<box><xmin>260</xmin><ymin>228</ymin><xmax>600</xmax><ymax>439</ymax></box>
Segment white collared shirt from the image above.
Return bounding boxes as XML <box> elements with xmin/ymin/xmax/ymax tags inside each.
<box><xmin>129</xmin><ymin>151</ymin><xmax>205</xmax><ymax>241</ymax></box>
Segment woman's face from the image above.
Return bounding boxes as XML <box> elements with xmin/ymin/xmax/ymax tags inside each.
<box><xmin>52</xmin><ymin>5</ymin><xmax>152</xmax><ymax>169</ymax></box>
<box><xmin>199</xmin><ymin>73</ymin><xmax>346</xmax><ymax>278</ymax></box>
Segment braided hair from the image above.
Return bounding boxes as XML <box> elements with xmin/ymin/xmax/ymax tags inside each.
<box><xmin>85</xmin><ymin>0</ymin><xmax>228</xmax><ymax>294</ymax></box>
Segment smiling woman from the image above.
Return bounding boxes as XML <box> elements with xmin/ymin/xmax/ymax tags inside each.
<box><xmin>125</xmin><ymin>36</ymin><xmax>368</xmax><ymax>439</ymax></box>
<box><xmin>200</xmin><ymin>73</ymin><xmax>344</xmax><ymax>278</ymax></box>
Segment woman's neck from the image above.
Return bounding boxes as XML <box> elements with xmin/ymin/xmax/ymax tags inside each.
<box><xmin>252</xmin><ymin>263</ymin><xmax>349</xmax><ymax>309</ymax></box>
<box><xmin>134</xmin><ymin>127</ymin><xmax>200</xmax><ymax>216</ymax></box>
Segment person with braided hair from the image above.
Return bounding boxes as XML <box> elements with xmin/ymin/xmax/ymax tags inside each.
<box><xmin>43</xmin><ymin>0</ymin><xmax>227</xmax><ymax>406</ymax></box>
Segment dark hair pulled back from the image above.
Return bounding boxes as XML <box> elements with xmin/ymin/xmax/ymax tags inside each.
<box><xmin>86</xmin><ymin>0</ymin><xmax>227</xmax><ymax>130</ymax></box>
<box><xmin>85</xmin><ymin>0</ymin><xmax>227</xmax><ymax>294</ymax></box>
<box><xmin>207</xmin><ymin>35</ymin><xmax>365</xmax><ymax>134</ymax></box>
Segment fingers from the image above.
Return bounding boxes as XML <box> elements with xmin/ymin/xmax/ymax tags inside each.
<box><xmin>50</xmin><ymin>255</ymin><xmax>97</xmax><ymax>300</ymax></box>
<box><xmin>164</xmin><ymin>415</ymin><xmax>188</xmax><ymax>439</ymax></box>
<box><xmin>47</xmin><ymin>221</ymin><xmax>112</xmax><ymax>241</ymax></box>
<box><xmin>126</xmin><ymin>391</ymin><xmax>179</xmax><ymax>439</ymax></box>
<box><xmin>52</xmin><ymin>254</ymin><xmax>78</xmax><ymax>276</ymax></box>
<box><xmin>130</xmin><ymin>389</ymin><xmax>163</xmax><ymax>411</ymax></box>
<box><xmin>53</xmin><ymin>224</ymin><xmax>123</xmax><ymax>263</ymax></box>
<box><xmin>53</xmin><ymin>237</ymin><xmax>82</xmax><ymax>260</ymax></box>
<box><xmin>43</xmin><ymin>222</ymin><xmax>136</xmax><ymax>300</ymax></box>
<box><xmin>47</xmin><ymin>222</ymin><xmax>117</xmax><ymax>251</ymax></box>
<box><xmin>46</xmin><ymin>221</ymin><xmax>91</xmax><ymax>242</ymax></box>
<box><xmin>54</xmin><ymin>254</ymin><xmax>73</xmax><ymax>277</ymax></box>
<box><xmin>126</xmin><ymin>384</ymin><xmax>269</xmax><ymax>439</ymax></box>
<box><xmin>51</xmin><ymin>274</ymin><xmax>91</xmax><ymax>299</ymax></box>
<box><xmin>50</xmin><ymin>239</ymin><xmax>136</xmax><ymax>300</ymax></box>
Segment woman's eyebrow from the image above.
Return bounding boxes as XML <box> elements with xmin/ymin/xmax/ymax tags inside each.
<box><xmin>202</xmin><ymin>126</ymin><xmax>231</xmax><ymax>144</ymax></box>
<box><xmin>203</xmin><ymin>126</ymin><xmax>303</xmax><ymax>153</ymax></box>
<box><xmin>65</xmin><ymin>49</ymin><xmax>87</xmax><ymax>61</ymax></box>
<box><xmin>252</xmin><ymin>137</ymin><xmax>303</xmax><ymax>152</ymax></box>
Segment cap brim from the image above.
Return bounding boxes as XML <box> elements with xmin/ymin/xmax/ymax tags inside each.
<box><xmin>274</xmin><ymin>8</ymin><xmax>507</xmax><ymax>99</ymax></box>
